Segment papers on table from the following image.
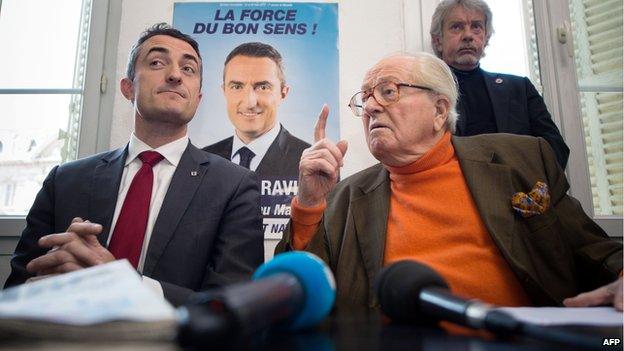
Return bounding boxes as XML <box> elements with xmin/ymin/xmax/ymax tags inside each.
<box><xmin>0</xmin><ymin>260</ymin><xmax>177</xmax><ymax>325</ymax></box>
<box><xmin>498</xmin><ymin>307</ymin><xmax>623</xmax><ymax>327</ymax></box>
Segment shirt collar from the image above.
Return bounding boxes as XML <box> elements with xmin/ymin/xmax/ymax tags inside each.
<box><xmin>126</xmin><ymin>133</ymin><xmax>189</xmax><ymax>167</ymax></box>
<box><xmin>231</xmin><ymin>123</ymin><xmax>280</xmax><ymax>159</ymax></box>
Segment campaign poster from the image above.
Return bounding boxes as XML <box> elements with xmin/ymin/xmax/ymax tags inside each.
<box><xmin>173</xmin><ymin>2</ymin><xmax>339</xmax><ymax>239</ymax></box>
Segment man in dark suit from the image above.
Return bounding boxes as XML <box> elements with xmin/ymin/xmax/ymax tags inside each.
<box><xmin>4</xmin><ymin>24</ymin><xmax>263</xmax><ymax>306</ymax></box>
<box><xmin>277</xmin><ymin>53</ymin><xmax>622</xmax><ymax>310</ymax></box>
<box><xmin>429</xmin><ymin>0</ymin><xmax>569</xmax><ymax>168</ymax></box>
<box><xmin>203</xmin><ymin>42</ymin><xmax>310</xmax><ymax>177</ymax></box>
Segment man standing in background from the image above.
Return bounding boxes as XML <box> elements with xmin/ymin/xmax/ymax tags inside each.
<box><xmin>430</xmin><ymin>0</ymin><xmax>570</xmax><ymax>168</ymax></box>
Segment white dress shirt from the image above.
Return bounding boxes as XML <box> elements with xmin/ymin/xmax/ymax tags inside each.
<box><xmin>231</xmin><ymin>123</ymin><xmax>280</xmax><ymax>171</ymax></box>
<box><xmin>107</xmin><ymin>133</ymin><xmax>189</xmax><ymax>295</ymax></box>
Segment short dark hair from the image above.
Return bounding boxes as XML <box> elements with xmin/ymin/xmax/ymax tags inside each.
<box><xmin>223</xmin><ymin>42</ymin><xmax>286</xmax><ymax>86</ymax></box>
<box><xmin>126</xmin><ymin>23</ymin><xmax>203</xmax><ymax>86</ymax></box>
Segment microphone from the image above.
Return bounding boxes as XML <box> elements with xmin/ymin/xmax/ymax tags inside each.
<box><xmin>375</xmin><ymin>260</ymin><xmax>603</xmax><ymax>350</ymax></box>
<box><xmin>177</xmin><ymin>251</ymin><xmax>336</xmax><ymax>348</ymax></box>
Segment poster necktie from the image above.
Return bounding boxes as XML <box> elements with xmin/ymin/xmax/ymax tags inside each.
<box><xmin>237</xmin><ymin>146</ymin><xmax>255</xmax><ymax>169</ymax></box>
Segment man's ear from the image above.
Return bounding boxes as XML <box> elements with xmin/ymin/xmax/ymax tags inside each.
<box><xmin>432</xmin><ymin>35</ymin><xmax>443</xmax><ymax>54</ymax></box>
<box><xmin>281</xmin><ymin>84</ymin><xmax>290</xmax><ymax>99</ymax></box>
<box><xmin>433</xmin><ymin>95</ymin><xmax>450</xmax><ymax>132</ymax></box>
<box><xmin>120</xmin><ymin>78</ymin><xmax>135</xmax><ymax>102</ymax></box>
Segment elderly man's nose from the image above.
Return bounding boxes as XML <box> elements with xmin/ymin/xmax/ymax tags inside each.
<box><xmin>364</xmin><ymin>95</ymin><xmax>384</xmax><ymax>114</ymax></box>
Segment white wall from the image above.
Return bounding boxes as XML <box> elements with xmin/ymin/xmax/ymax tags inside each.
<box><xmin>109</xmin><ymin>0</ymin><xmax>434</xmax><ymax>260</ymax></box>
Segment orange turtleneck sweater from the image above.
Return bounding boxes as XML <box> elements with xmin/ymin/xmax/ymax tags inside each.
<box><xmin>290</xmin><ymin>132</ymin><xmax>532</xmax><ymax>307</ymax></box>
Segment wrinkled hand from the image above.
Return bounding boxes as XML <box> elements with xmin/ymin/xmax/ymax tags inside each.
<box><xmin>297</xmin><ymin>105</ymin><xmax>348</xmax><ymax>207</ymax></box>
<box><xmin>26</xmin><ymin>217</ymin><xmax>115</xmax><ymax>275</ymax></box>
<box><xmin>563</xmin><ymin>277</ymin><xmax>623</xmax><ymax>311</ymax></box>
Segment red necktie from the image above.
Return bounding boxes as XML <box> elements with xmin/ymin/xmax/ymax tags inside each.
<box><xmin>109</xmin><ymin>151</ymin><xmax>164</xmax><ymax>268</ymax></box>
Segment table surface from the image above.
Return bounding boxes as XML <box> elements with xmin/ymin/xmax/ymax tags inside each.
<box><xmin>0</xmin><ymin>307</ymin><xmax>621</xmax><ymax>351</ymax></box>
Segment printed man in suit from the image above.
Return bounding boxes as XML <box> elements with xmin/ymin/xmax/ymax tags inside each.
<box><xmin>430</xmin><ymin>0</ymin><xmax>570</xmax><ymax>168</ymax></box>
<box><xmin>203</xmin><ymin>42</ymin><xmax>310</xmax><ymax>177</ymax></box>
<box><xmin>277</xmin><ymin>53</ymin><xmax>622</xmax><ymax>310</ymax></box>
<box><xmin>5</xmin><ymin>23</ymin><xmax>264</xmax><ymax>306</ymax></box>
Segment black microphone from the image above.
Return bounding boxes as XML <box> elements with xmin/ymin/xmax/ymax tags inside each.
<box><xmin>177</xmin><ymin>252</ymin><xmax>336</xmax><ymax>349</ymax></box>
<box><xmin>375</xmin><ymin>260</ymin><xmax>604</xmax><ymax>350</ymax></box>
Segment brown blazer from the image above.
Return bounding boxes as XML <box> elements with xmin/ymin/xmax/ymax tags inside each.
<box><xmin>276</xmin><ymin>134</ymin><xmax>622</xmax><ymax>308</ymax></box>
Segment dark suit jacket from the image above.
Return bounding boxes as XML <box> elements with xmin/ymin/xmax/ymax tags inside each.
<box><xmin>203</xmin><ymin>125</ymin><xmax>310</xmax><ymax>177</ymax></box>
<box><xmin>277</xmin><ymin>134</ymin><xmax>622</xmax><ymax>308</ymax></box>
<box><xmin>455</xmin><ymin>68</ymin><xmax>570</xmax><ymax>169</ymax></box>
<box><xmin>5</xmin><ymin>142</ymin><xmax>264</xmax><ymax>306</ymax></box>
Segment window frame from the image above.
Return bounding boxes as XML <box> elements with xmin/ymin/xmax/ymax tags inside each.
<box><xmin>532</xmin><ymin>0</ymin><xmax>622</xmax><ymax>236</ymax></box>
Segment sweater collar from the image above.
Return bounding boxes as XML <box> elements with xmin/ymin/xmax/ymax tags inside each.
<box><xmin>385</xmin><ymin>132</ymin><xmax>454</xmax><ymax>175</ymax></box>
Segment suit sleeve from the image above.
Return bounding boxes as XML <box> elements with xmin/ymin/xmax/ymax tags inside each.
<box><xmin>538</xmin><ymin>138</ymin><xmax>622</xmax><ymax>290</ymax></box>
<box><xmin>4</xmin><ymin>166</ymin><xmax>58</xmax><ymax>288</ymax></box>
<box><xmin>276</xmin><ymin>218</ymin><xmax>331</xmax><ymax>264</ymax></box>
<box><xmin>158</xmin><ymin>171</ymin><xmax>264</xmax><ymax>306</ymax></box>
<box><xmin>525</xmin><ymin>78</ymin><xmax>570</xmax><ymax>169</ymax></box>
<box><xmin>201</xmin><ymin>171</ymin><xmax>264</xmax><ymax>287</ymax></box>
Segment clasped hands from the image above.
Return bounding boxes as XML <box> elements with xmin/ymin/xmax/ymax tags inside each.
<box><xmin>26</xmin><ymin>217</ymin><xmax>114</xmax><ymax>280</ymax></box>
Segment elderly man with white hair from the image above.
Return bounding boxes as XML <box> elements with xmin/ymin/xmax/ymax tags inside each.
<box><xmin>276</xmin><ymin>53</ymin><xmax>622</xmax><ymax>312</ymax></box>
<box><xmin>430</xmin><ymin>0</ymin><xmax>569</xmax><ymax>169</ymax></box>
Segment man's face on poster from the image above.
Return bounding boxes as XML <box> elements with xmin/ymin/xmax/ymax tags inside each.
<box><xmin>223</xmin><ymin>55</ymin><xmax>289</xmax><ymax>144</ymax></box>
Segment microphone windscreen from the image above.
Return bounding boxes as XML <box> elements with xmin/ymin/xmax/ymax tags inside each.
<box><xmin>375</xmin><ymin>260</ymin><xmax>448</xmax><ymax>323</ymax></box>
<box><xmin>253</xmin><ymin>252</ymin><xmax>336</xmax><ymax>330</ymax></box>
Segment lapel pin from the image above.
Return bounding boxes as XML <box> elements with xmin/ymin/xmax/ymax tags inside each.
<box><xmin>495</xmin><ymin>78</ymin><xmax>503</xmax><ymax>84</ymax></box>
<box><xmin>190</xmin><ymin>171</ymin><xmax>198</xmax><ymax>176</ymax></box>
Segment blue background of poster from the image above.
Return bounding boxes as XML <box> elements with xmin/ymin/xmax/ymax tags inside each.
<box><xmin>173</xmin><ymin>2</ymin><xmax>339</xmax><ymax>147</ymax></box>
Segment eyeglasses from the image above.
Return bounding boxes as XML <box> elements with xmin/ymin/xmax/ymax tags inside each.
<box><xmin>348</xmin><ymin>82</ymin><xmax>433</xmax><ymax>117</ymax></box>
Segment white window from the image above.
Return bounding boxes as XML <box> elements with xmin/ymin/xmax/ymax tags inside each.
<box><xmin>0</xmin><ymin>0</ymin><xmax>119</xmax><ymax>246</ymax></box>
<box><xmin>480</xmin><ymin>0</ymin><xmax>542</xmax><ymax>92</ymax></box>
<box><xmin>0</xmin><ymin>0</ymin><xmax>93</xmax><ymax>215</ymax></box>
<box><xmin>569</xmin><ymin>0</ymin><xmax>623</xmax><ymax>216</ymax></box>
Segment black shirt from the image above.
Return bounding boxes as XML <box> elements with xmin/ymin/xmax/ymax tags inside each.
<box><xmin>452</xmin><ymin>66</ymin><xmax>498</xmax><ymax>136</ymax></box>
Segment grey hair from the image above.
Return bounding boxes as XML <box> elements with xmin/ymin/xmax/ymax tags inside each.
<box><xmin>429</xmin><ymin>0</ymin><xmax>494</xmax><ymax>58</ymax></box>
<box><xmin>406</xmin><ymin>52</ymin><xmax>459</xmax><ymax>133</ymax></box>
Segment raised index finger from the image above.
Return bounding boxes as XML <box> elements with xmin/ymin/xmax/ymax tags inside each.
<box><xmin>314</xmin><ymin>104</ymin><xmax>330</xmax><ymax>142</ymax></box>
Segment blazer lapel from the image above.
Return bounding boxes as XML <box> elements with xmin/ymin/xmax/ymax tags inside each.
<box><xmin>452</xmin><ymin>137</ymin><xmax>517</xmax><ymax>261</ymax></box>
<box><xmin>453</xmin><ymin>136</ymin><xmax>548</xmax><ymax>296</ymax></box>
<box><xmin>482</xmin><ymin>69</ymin><xmax>511</xmax><ymax>132</ymax></box>
<box><xmin>89</xmin><ymin>147</ymin><xmax>127</xmax><ymax>246</ymax></box>
<box><xmin>351</xmin><ymin>165</ymin><xmax>390</xmax><ymax>301</ymax></box>
<box><xmin>143</xmin><ymin>143</ymin><xmax>210</xmax><ymax>275</ymax></box>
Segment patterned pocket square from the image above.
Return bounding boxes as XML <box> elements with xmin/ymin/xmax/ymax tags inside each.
<box><xmin>511</xmin><ymin>181</ymin><xmax>550</xmax><ymax>218</ymax></box>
